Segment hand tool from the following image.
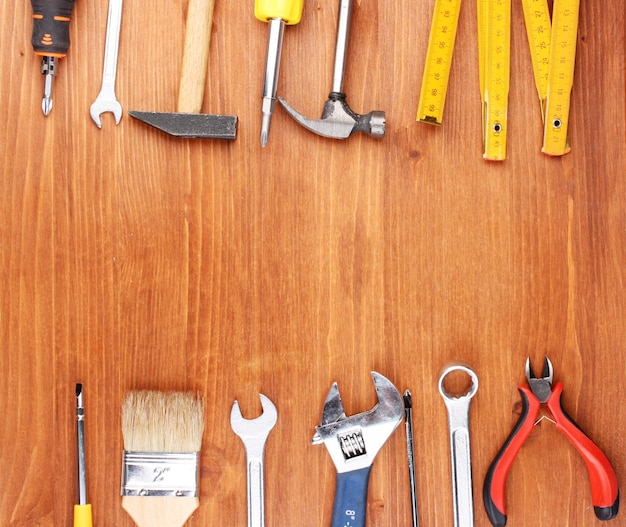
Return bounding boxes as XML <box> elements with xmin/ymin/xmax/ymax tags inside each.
<box><xmin>89</xmin><ymin>0</ymin><xmax>124</xmax><ymax>127</ymax></box>
<box><xmin>438</xmin><ymin>363</ymin><xmax>479</xmax><ymax>527</ymax></box>
<box><xmin>256</xmin><ymin>0</ymin><xmax>304</xmax><ymax>146</ymax></box>
<box><xmin>313</xmin><ymin>372</ymin><xmax>403</xmax><ymax>527</ymax></box>
<box><xmin>30</xmin><ymin>0</ymin><xmax>77</xmax><ymax>115</ymax></box>
<box><xmin>121</xmin><ymin>391</ymin><xmax>205</xmax><ymax>527</ymax></box>
<box><xmin>129</xmin><ymin>0</ymin><xmax>237</xmax><ymax>139</ymax></box>
<box><xmin>230</xmin><ymin>394</ymin><xmax>278</xmax><ymax>527</ymax></box>
<box><xmin>483</xmin><ymin>357</ymin><xmax>620</xmax><ymax>526</ymax></box>
<box><xmin>478</xmin><ymin>0</ymin><xmax>511</xmax><ymax>160</ymax></box>
<box><xmin>539</xmin><ymin>0</ymin><xmax>580</xmax><ymax>155</ymax></box>
<box><xmin>415</xmin><ymin>0</ymin><xmax>462</xmax><ymax>125</ymax></box>
<box><xmin>403</xmin><ymin>390</ymin><xmax>420</xmax><ymax>527</ymax></box>
<box><xmin>74</xmin><ymin>384</ymin><xmax>93</xmax><ymax>527</ymax></box>
<box><xmin>278</xmin><ymin>0</ymin><xmax>385</xmax><ymax>140</ymax></box>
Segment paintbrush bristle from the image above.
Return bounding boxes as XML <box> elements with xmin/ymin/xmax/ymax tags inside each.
<box><xmin>122</xmin><ymin>391</ymin><xmax>204</xmax><ymax>452</ymax></box>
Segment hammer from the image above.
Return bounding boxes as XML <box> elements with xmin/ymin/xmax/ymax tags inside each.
<box><xmin>129</xmin><ymin>0</ymin><xmax>237</xmax><ymax>139</ymax></box>
<box><xmin>278</xmin><ymin>0</ymin><xmax>384</xmax><ymax>139</ymax></box>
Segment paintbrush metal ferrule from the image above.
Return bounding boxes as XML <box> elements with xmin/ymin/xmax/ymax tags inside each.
<box><xmin>121</xmin><ymin>451</ymin><xmax>200</xmax><ymax>497</ymax></box>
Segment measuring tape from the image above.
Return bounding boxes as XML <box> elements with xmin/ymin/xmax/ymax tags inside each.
<box><xmin>479</xmin><ymin>0</ymin><xmax>511</xmax><ymax>160</ymax></box>
<box><xmin>538</xmin><ymin>0</ymin><xmax>580</xmax><ymax>155</ymax></box>
<box><xmin>416</xmin><ymin>0</ymin><xmax>463</xmax><ymax>125</ymax></box>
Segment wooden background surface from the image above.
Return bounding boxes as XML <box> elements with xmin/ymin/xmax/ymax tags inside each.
<box><xmin>0</xmin><ymin>0</ymin><xmax>624</xmax><ymax>526</ymax></box>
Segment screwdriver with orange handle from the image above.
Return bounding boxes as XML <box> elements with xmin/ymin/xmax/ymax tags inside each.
<box><xmin>256</xmin><ymin>0</ymin><xmax>304</xmax><ymax>147</ymax></box>
<box><xmin>30</xmin><ymin>0</ymin><xmax>77</xmax><ymax>115</ymax></box>
<box><xmin>74</xmin><ymin>384</ymin><xmax>93</xmax><ymax>527</ymax></box>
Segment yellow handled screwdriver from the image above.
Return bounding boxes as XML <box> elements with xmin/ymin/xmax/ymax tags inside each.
<box><xmin>256</xmin><ymin>0</ymin><xmax>304</xmax><ymax>147</ymax></box>
<box><xmin>74</xmin><ymin>384</ymin><xmax>93</xmax><ymax>527</ymax></box>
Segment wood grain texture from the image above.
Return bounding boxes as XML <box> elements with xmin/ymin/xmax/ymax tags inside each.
<box><xmin>0</xmin><ymin>0</ymin><xmax>624</xmax><ymax>526</ymax></box>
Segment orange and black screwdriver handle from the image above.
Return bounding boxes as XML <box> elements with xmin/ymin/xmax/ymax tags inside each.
<box><xmin>483</xmin><ymin>360</ymin><xmax>620</xmax><ymax>526</ymax></box>
<box><xmin>30</xmin><ymin>0</ymin><xmax>77</xmax><ymax>57</ymax></box>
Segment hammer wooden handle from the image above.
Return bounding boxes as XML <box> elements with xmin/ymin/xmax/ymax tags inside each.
<box><xmin>177</xmin><ymin>0</ymin><xmax>215</xmax><ymax>113</ymax></box>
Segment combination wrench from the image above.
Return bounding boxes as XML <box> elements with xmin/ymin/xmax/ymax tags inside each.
<box><xmin>231</xmin><ymin>394</ymin><xmax>277</xmax><ymax>527</ymax></box>
<box><xmin>439</xmin><ymin>364</ymin><xmax>479</xmax><ymax>527</ymax></box>
<box><xmin>90</xmin><ymin>0</ymin><xmax>123</xmax><ymax>127</ymax></box>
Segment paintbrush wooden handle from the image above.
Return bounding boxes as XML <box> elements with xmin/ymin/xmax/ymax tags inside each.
<box><xmin>177</xmin><ymin>0</ymin><xmax>215</xmax><ymax>113</ymax></box>
<box><xmin>122</xmin><ymin>496</ymin><xmax>200</xmax><ymax>527</ymax></box>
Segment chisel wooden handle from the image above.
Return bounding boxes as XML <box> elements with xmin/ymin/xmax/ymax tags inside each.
<box><xmin>177</xmin><ymin>0</ymin><xmax>215</xmax><ymax>113</ymax></box>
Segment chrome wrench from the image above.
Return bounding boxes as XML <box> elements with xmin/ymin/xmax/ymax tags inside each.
<box><xmin>438</xmin><ymin>364</ymin><xmax>479</xmax><ymax>527</ymax></box>
<box><xmin>230</xmin><ymin>394</ymin><xmax>277</xmax><ymax>527</ymax></box>
<box><xmin>313</xmin><ymin>372</ymin><xmax>404</xmax><ymax>527</ymax></box>
<box><xmin>90</xmin><ymin>0</ymin><xmax>123</xmax><ymax>127</ymax></box>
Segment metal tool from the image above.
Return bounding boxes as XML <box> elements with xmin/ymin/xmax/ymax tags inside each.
<box><xmin>74</xmin><ymin>384</ymin><xmax>93</xmax><ymax>527</ymax></box>
<box><xmin>255</xmin><ymin>0</ymin><xmax>304</xmax><ymax>146</ymax></box>
<box><xmin>89</xmin><ymin>0</ymin><xmax>123</xmax><ymax>127</ymax></box>
<box><xmin>278</xmin><ymin>0</ymin><xmax>385</xmax><ymax>139</ymax></box>
<box><xmin>230</xmin><ymin>394</ymin><xmax>278</xmax><ymax>527</ymax></box>
<box><xmin>483</xmin><ymin>357</ymin><xmax>620</xmax><ymax>526</ymax></box>
<box><xmin>129</xmin><ymin>0</ymin><xmax>237</xmax><ymax>139</ymax></box>
<box><xmin>313</xmin><ymin>372</ymin><xmax>403</xmax><ymax>527</ymax></box>
<box><xmin>404</xmin><ymin>390</ymin><xmax>420</xmax><ymax>527</ymax></box>
<box><xmin>30</xmin><ymin>0</ymin><xmax>77</xmax><ymax>115</ymax></box>
<box><xmin>438</xmin><ymin>363</ymin><xmax>479</xmax><ymax>527</ymax></box>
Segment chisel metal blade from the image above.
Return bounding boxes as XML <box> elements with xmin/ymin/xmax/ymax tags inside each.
<box><xmin>129</xmin><ymin>111</ymin><xmax>237</xmax><ymax>139</ymax></box>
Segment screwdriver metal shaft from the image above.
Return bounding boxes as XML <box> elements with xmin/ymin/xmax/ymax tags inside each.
<box><xmin>255</xmin><ymin>0</ymin><xmax>304</xmax><ymax>147</ymax></box>
<box><xmin>74</xmin><ymin>384</ymin><xmax>93</xmax><ymax>527</ymax></box>
<box><xmin>404</xmin><ymin>390</ymin><xmax>420</xmax><ymax>527</ymax></box>
<box><xmin>260</xmin><ymin>18</ymin><xmax>285</xmax><ymax>147</ymax></box>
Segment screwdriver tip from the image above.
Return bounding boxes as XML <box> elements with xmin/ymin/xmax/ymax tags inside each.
<box><xmin>260</xmin><ymin>113</ymin><xmax>272</xmax><ymax>147</ymax></box>
<box><xmin>42</xmin><ymin>97</ymin><xmax>53</xmax><ymax>116</ymax></box>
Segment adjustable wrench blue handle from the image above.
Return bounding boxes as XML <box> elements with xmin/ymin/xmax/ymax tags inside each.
<box><xmin>331</xmin><ymin>467</ymin><xmax>372</xmax><ymax>527</ymax></box>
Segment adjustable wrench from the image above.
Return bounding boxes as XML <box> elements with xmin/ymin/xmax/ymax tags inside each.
<box><xmin>438</xmin><ymin>364</ymin><xmax>479</xmax><ymax>527</ymax></box>
<box><xmin>230</xmin><ymin>394</ymin><xmax>278</xmax><ymax>527</ymax></box>
<box><xmin>89</xmin><ymin>0</ymin><xmax>123</xmax><ymax>127</ymax></box>
<box><xmin>313</xmin><ymin>372</ymin><xmax>404</xmax><ymax>527</ymax></box>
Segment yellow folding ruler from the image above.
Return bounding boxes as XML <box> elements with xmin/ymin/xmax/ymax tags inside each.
<box><xmin>478</xmin><ymin>0</ymin><xmax>511</xmax><ymax>160</ymax></box>
<box><xmin>417</xmin><ymin>0</ymin><xmax>511</xmax><ymax>161</ymax></box>
<box><xmin>416</xmin><ymin>0</ymin><xmax>463</xmax><ymax>125</ymax></box>
<box><xmin>522</xmin><ymin>0</ymin><xmax>581</xmax><ymax>155</ymax></box>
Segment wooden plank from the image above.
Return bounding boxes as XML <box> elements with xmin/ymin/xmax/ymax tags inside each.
<box><xmin>0</xmin><ymin>0</ymin><xmax>624</xmax><ymax>526</ymax></box>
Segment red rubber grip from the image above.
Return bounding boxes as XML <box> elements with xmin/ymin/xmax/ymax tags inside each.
<box><xmin>483</xmin><ymin>386</ymin><xmax>540</xmax><ymax>526</ymax></box>
<box><xmin>547</xmin><ymin>382</ymin><xmax>620</xmax><ymax>519</ymax></box>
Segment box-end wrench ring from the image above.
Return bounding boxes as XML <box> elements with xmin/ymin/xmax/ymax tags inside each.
<box><xmin>439</xmin><ymin>364</ymin><xmax>479</xmax><ymax>527</ymax></box>
<box><xmin>90</xmin><ymin>0</ymin><xmax>123</xmax><ymax>127</ymax></box>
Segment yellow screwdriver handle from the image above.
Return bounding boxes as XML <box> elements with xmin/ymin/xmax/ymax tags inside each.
<box><xmin>255</xmin><ymin>0</ymin><xmax>304</xmax><ymax>24</ymax></box>
<box><xmin>73</xmin><ymin>504</ymin><xmax>93</xmax><ymax>527</ymax></box>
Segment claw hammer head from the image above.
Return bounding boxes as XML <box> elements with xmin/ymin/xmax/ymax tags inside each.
<box><xmin>278</xmin><ymin>93</ymin><xmax>385</xmax><ymax>139</ymax></box>
<box><xmin>313</xmin><ymin>372</ymin><xmax>403</xmax><ymax>473</ymax></box>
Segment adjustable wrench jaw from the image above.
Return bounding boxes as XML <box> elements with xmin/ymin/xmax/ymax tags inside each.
<box><xmin>313</xmin><ymin>372</ymin><xmax>403</xmax><ymax>473</ymax></box>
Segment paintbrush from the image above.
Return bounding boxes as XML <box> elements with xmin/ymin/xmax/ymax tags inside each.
<box><xmin>121</xmin><ymin>390</ymin><xmax>205</xmax><ymax>527</ymax></box>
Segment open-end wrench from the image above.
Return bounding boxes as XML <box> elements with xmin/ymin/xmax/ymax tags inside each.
<box><xmin>230</xmin><ymin>394</ymin><xmax>278</xmax><ymax>527</ymax></box>
<box><xmin>438</xmin><ymin>364</ymin><xmax>479</xmax><ymax>527</ymax></box>
<box><xmin>313</xmin><ymin>372</ymin><xmax>403</xmax><ymax>527</ymax></box>
<box><xmin>89</xmin><ymin>0</ymin><xmax>123</xmax><ymax>127</ymax></box>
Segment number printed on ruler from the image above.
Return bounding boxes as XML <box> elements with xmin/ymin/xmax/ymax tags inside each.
<box><xmin>542</xmin><ymin>0</ymin><xmax>580</xmax><ymax>155</ymax></box>
<box><xmin>416</xmin><ymin>0</ymin><xmax>463</xmax><ymax>125</ymax></box>
<box><xmin>481</xmin><ymin>0</ymin><xmax>511</xmax><ymax>160</ymax></box>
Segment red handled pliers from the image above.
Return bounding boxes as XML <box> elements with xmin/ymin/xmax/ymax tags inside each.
<box><xmin>483</xmin><ymin>357</ymin><xmax>620</xmax><ymax>526</ymax></box>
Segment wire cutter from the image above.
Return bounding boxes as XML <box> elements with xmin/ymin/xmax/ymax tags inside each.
<box><xmin>483</xmin><ymin>357</ymin><xmax>620</xmax><ymax>526</ymax></box>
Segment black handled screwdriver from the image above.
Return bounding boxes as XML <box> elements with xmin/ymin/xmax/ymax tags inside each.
<box><xmin>30</xmin><ymin>0</ymin><xmax>77</xmax><ymax>115</ymax></box>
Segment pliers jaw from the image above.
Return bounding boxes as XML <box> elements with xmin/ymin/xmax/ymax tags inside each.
<box><xmin>525</xmin><ymin>356</ymin><xmax>553</xmax><ymax>403</ymax></box>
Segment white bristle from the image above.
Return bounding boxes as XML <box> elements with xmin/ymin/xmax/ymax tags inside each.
<box><xmin>122</xmin><ymin>391</ymin><xmax>205</xmax><ymax>452</ymax></box>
